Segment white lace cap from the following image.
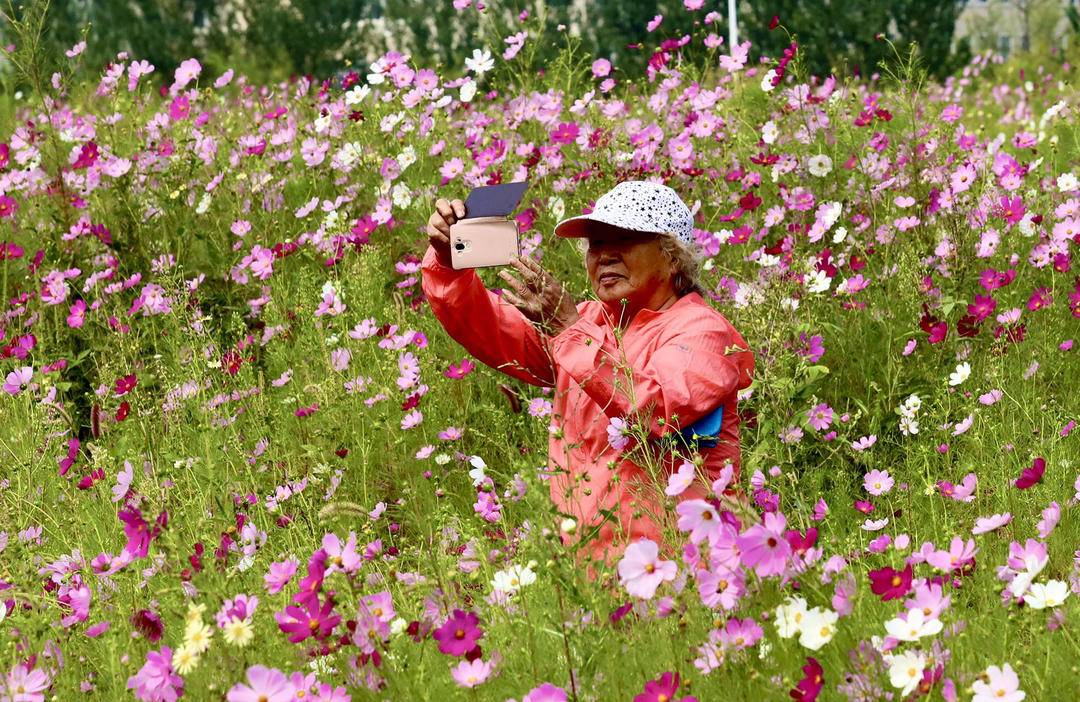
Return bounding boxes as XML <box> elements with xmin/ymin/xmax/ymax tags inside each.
<box><xmin>554</xmin><ymin>180</ymin><xmax>694</xmax><ymax>247</ymax></box>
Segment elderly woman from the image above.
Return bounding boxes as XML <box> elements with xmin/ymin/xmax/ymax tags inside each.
<box><xmin>421</xmin><ymin>180</ymin><xmax>754</xmax><ymax>564</ymax></box>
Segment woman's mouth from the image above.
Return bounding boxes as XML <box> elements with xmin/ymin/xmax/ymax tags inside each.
<box><xmin>598</xmin><ymin>273</ymin><xmax>624</xmax><ymax>285</ymax></box>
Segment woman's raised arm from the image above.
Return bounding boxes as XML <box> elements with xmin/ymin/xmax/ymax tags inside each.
<box><xmin>420</xmin><ymin>245</ymin><xmax>556</xmax><ymax>387</ymax></box>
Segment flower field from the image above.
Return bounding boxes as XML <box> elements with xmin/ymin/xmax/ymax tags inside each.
<box><xmin>1</xmin><ymin>6</ymin><xmax>1079</xmax><ymax>701</ymax></box>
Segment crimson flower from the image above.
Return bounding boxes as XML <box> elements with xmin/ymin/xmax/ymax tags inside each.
<box><xmin>769</xmin><ymin>14</ymin><xmax>780</xmax><ymax>30</ymax></box>
<box><xmin>432</xmin><ymin>609</ymin><xmax>483</xmax><ymax>657</ymax></box>
<box><xmin>131</xmin><ymin>608</ymin><xmax>164</xmax><ymax>642</ymax></box>
<box><xmin>114</xmin><ymin>373</ymin><xmax>137</xmax><ymax>396</ymax></box>
<box><xmin>790</xmin><ymin>657</ymin><xmax>824</xmax><ymax>701</ymax></box>
<box><xmin>868</xmin><ymin>563</ymin><xmax>913</xmax><ymax>601</ymax></box>
<box><xmin>1014</xmin><ymin>457</ymin><xmax>1045</xmax><ymax>489</ymax></box>
<box><xmin>853</xmin><ymin>500</ymin><xmax>874</xmax><ymax>515</ymax></box>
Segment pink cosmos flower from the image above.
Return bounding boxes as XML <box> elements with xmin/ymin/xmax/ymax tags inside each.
<box><xmin>450</xmin><ymin>659</ymin><xmax>492</xmax><ymax>688</ymax></box>
<box><xmin>736</xmin><ymin>511</ymin><xmax>792</xmax><ymax>577</ymax></box>
<box><xmin>618</xmin><ymin>539</ymin><xmax>677</xmax><ymax>599</ymax></box>
<box><xmin>1036</xmin><ymin>502</ymin><xmax>1060</xmax><ymax>538</ymax></box>
<box><xmin>925</xmin><ymin>536</ymin><xmax>978</xmax><ymax>573</ymax></box>
<box><xmin>607</xmin><ymin>417</ymin><xmax>631</xmax><ymax>451</ymax></box>
<box><xmin>264</xmin><ymin>558</ymin><xmax>299</xmax><ymax>594</ymax></box>
<box><xmin>851</xmin><ymin>435</ymin><xmax>876</xmax><ymax>451</ymax></box>
<box><xmin>675</xmin><ymin>499</ymin><xmax>722</xmax><ymax>545</ymax></box>
<box><xmin>717</xmin><ymin>617</ymin><xmax>763</xmax><ymax>650</ymax></box>
<box><xmin>3</xmin><ymin>366</ymin><xmax>33</xmax><ymax>395</ymax></box>
<box><xmin>126</xmin><ymin>647</ymin><xmax>183</xmax><ymax>702</ymax></box>
<box><xmin>972</xmin><ymin>513</ymin><xmax>1012</xmax><ymax>535</ymax></box>
<box><xmin>863</xmin><ymin>469</ymin><xmax>893</xmax><ymax>495</ymax></box>
<box><xmin>666</xmin><ymin>461</ymin><xmax>695</xmax><ymax>497</ymax></box>
<box><xmin>6</xmin><ymin>663</ymin><xmax>50</xmax><ymax>702</ymax></box>
<box><xmin>971</xmin><ymin>663</ymin><xmax>1025</xmax><ymax>702</ymax></box>
<box><xmin>226</xmin><ymin>665</ymin><xmax>293</xmax><ymax>702</ymax></box>
<box><xmin>696</xmin><ymin>567</ymin><xmax>744</xmax><ymax>610</ymax></box>
<box><xmin>523</xmin><ymin>683</ymin><xmax>568</xmax><ymax>702</ymax></box>
<box><xmin>806</xmin><ymin>402</ymin><xmax>833</xmax><ymax>431</ymax></box>
<box><xmin>322</xmin><ymin>532</ymin><xmax>361</xmax><ymax>574</ymax></box>
<box><xmin>938</xmin><ymin>472</ymin><xmax>977</xmax><ymax>502</ymax></box>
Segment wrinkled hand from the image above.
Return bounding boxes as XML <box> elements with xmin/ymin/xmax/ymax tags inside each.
<box><xmin>498</xmin><ymin>254</ymin><xmax>580</xmax><ymax>336</ymax></box>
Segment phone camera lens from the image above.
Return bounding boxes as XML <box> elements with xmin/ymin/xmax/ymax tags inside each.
<box><xmin>454</xmin><ymin>242</ymin><xmax>465</xmax><ymax>251</ymax></box>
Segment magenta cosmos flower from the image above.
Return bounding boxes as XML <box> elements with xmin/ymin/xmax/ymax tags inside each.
<box><xmin>226</xmin><ymin>665</ymin><xmax>294</xmax><ymax>702</ymax></box>
<box><xmin>617</xmin><ymin>539</ymin><xmax>677</xmax><ymax>599</ymax></box>
<box><xmin>433</xmin><ymin>609</ymin><xmax>483</xmax><ymax>656</ymax></box>
<box><xmin>634</xmin><ymin>671</ymin><xmax>697</xmax><ymax>702</ymax></box>
<box><xmin>275</xmin><ymin>590</ymin><xmax>340</xmax><ymax>644</ymax></box>
<box><xmin>126</xmin><ymin>646</ymin><xmax>184</xmax><ymax>702</ymax></box>
<box><xmin>735</xmin><ymin>511</ymin><xmax>792</xmax><ymax>577</ymax></box>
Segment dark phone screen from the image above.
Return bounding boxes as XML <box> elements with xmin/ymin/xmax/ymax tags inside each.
<box><xmin>462</xmin><ymin>181</ymin><xmax>529</xmax><ymax>218</ymax></box>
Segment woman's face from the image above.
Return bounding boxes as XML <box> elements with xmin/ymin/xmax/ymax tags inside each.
<box><xmin>584</xmin><ymin>228</ymin><xmax>677</xmax><ymax>313</ymax></box>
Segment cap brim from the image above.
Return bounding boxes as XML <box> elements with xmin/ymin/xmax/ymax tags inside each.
<box><xmin>554</xmin><ymin>216</ymin><xmax>662</xmax><ymax>239</ymax></box>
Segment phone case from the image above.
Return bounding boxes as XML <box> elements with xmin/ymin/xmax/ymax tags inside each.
<box><xmin>450</xmin><ymin>217</ymin><xmax>520</xmax><ymax>269</ymax></box>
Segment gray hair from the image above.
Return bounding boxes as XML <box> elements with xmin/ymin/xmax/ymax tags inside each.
<box><xmin>575</xmin><ymin>231</ymin><xmax>706</xmax><ymax>297</ymax></box>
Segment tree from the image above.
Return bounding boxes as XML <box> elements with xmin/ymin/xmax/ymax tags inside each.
<box><xmin>741</xmin><ymin>0</ymin><xmax>971</xmax><ymax>80</ymax></box>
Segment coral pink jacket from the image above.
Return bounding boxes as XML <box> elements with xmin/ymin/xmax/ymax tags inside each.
<box><xmin>421</xmin><ymin>245</ymin><xmax>755</xmax><ymax>564</ymax></box>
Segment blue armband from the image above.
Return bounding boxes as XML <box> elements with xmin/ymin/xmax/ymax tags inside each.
<box><xmin>677</xmin><ymin>404</ymin><xmax>724</xmax><ymax>448</ymax></box>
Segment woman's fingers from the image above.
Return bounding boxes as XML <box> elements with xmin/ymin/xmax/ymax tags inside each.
<box><xmin>498</xmin><ymin>268</ymin><xmax>531</xmax><ymax>297</ymax></box>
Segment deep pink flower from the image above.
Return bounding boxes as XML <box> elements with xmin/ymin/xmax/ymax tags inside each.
<box><xmin>634</xmin><ymin>671</ymin><xmax>696</xmax><ymax>702</ymax></box>
<box><xmin>275</xmin><ymin>590</ymin><xmax>340</xmax><ymax>644</ymax></box>
<box><xmin>1014</xmin><ymin>457</ymin><xmax>1045</xmax><ymax>489</ymax></box>
<box><xmin>433</xmin><ymin>609</ymin><xmax>483</xmax><ymax>657</ymax></box>
<box><xmin>790</xmin><ymin>657</ymin><xmax>824</xmax><ymax>701</ymax></box>
<box><xmin>126</xmin><ymin>646</ymin><xmax>184</xmax><ymax>702</ymax></box>
<box><xmin>868</xmin><ymin>564</ymin><xmax>913</xmax><ymax>601</ymax></box>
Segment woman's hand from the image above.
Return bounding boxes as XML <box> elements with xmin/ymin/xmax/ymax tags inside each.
<box><xmin>426</xmin><ymin>197</ymin><xmax>465</xmax><ymax>267</ymax></box>
<box><xmin>498</xmin><ymin>254</ymin><xmax>580</xmax><ymax>336</ymax></box>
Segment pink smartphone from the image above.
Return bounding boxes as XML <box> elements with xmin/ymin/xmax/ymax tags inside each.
<box><xmin>449</xmin><ymin>217</ymin><xmax>520</xmax><ymax>269</ymax></box>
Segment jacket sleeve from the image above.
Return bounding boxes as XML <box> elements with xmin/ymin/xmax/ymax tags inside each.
<box><xmin>420</xmin><ymin>244</ymin><xmax>556</xmax><ymax>388</ymax></box>
<box><xmin>549</xmin><ymin>315</ymin><xmax>750</xmax><ymax>439</ymax></box>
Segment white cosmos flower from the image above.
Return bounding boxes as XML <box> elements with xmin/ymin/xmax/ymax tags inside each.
<box><xmin>797</xmin><ymin>607</ymin><xmax>839</xmax><ymax>651</ymax></box>
<box><xmin>761</xmin><ymin>69</ymin><xmax>778</xmax><ymax>92</ymax></box>
<box><xmin>762</xmin><ymin>120</ymin><xmax>779</xmax><ymax>144</ymax></box>
<box><xmin>465</xmin><ymin>48</ymin><xmax>495</xmax><ymax>75</ymax></box>
<box><xmin>1024</xmin><ymin>580</ymin><xmax>1069</xmax><ymax>609</ymax></box>
<box><xmin>774</xmin><ymin>596</ymin><xmax>809</xmax><ymax>639</ymax></box>
<box><xmin>459</xmin><ymin>79</ymin><xmax>478</xmax><ymax>103</ymax></box>
<box><xmin>808</xmin><ymin>154</ymin><xmax>833</xmax><ymax>177</ymax></box>
<box><xmin>884</xmin><ymin>608</ymin><xmax>943</xmax><ymax>641</ymax></box>
<box><xmin>948</xmin><ymin>361</ymin><xmax>971</xmax><ymax>386</ymax></box>
<box><xmin>345</xmin><ymin>84</ymin><xmax>370</xmax><ymax>106</ymax></box>
<box><xmin>467</xmin><ymin>455</ymin><xmax>487</xmax><ymax>486</ymax></box>
<box><xmin>806</xmin><ymin>269</ymin><xmax>832</xmax><ymax>294</ymax></box>
<box><xmin>1057</xmin><ymin>173</ymin><xmax>1079</xmax><ymax>192</ymax></box>
<box><xmin>492</xmin><ymin>563</ymin><xmax>537</xmax><ymax>594</ymax></box>
<box><xmin>888</xmin><ymin>650</ymin><xmax>927</xmax><ymax>697</ymax></box>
